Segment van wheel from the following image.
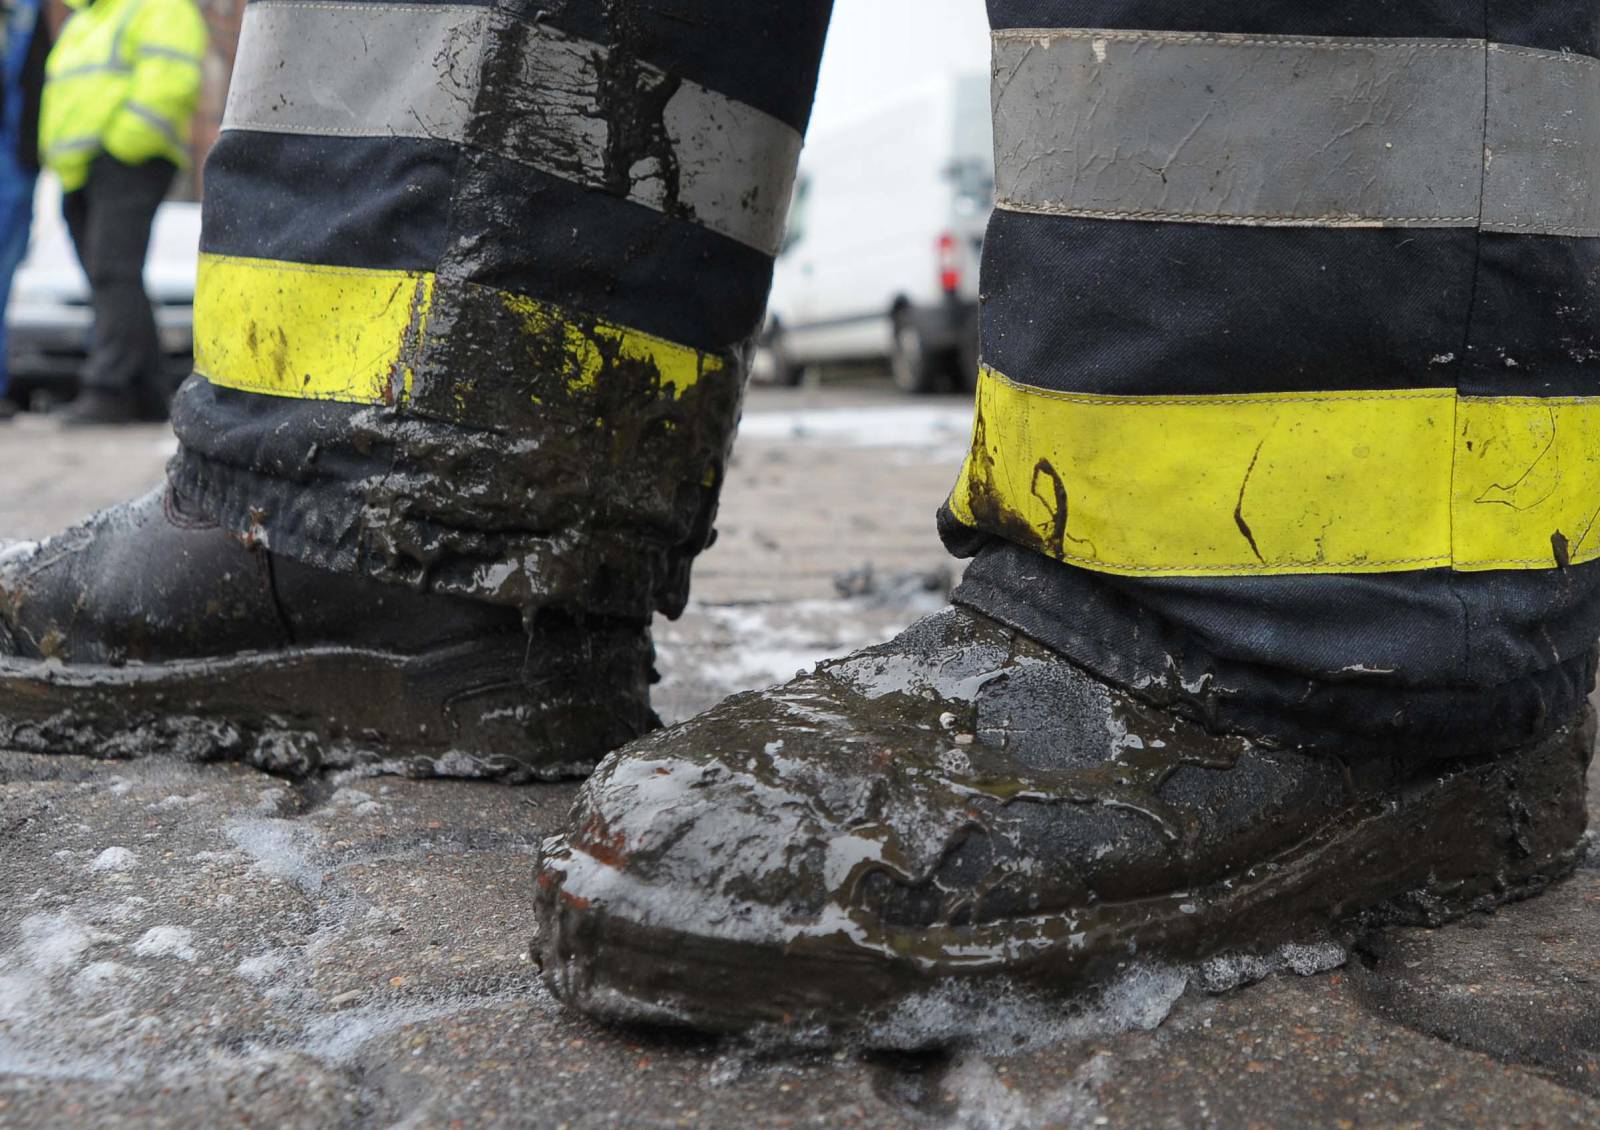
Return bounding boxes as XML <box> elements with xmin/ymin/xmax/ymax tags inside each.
<box><xmin>766</xmin><ymin>324</ymin><xmax>807</xmax><ymax>387</ymax></box>
<box><xmin>890</xmin><ymin>310</ymin><xmax>940</xmax><ymax>395</ymax></box>
<box><xmin>954</xmin><ymin>331</ymin><xmax>981</xmax><ymax>394</ymax></box>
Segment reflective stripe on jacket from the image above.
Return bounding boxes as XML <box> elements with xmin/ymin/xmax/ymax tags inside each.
<box><xmin>40</xmin><ymin>0</ymin><xmax>207</xmax><ymax>191</ymax></box>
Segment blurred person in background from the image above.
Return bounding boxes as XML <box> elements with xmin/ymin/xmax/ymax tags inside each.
<box><xmin>0</xmin><ymin>0</ymin><xmax>48</xmax><ymax>423</ymax></box>
<box><xmin>38</xmin><ymin>0</ymin><xmax>204</xmax><ymax>425</ymax></box>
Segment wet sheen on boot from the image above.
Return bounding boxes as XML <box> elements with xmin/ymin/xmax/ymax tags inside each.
<box><xmin>0</xmin><ymin>485</ymin><xmax>657</xmax><ymax>778</ymax></box>
<box><xmin>535</xmin><ymin>605</ymin><xmax>1593</xmax><ymax>1040</ymax></box>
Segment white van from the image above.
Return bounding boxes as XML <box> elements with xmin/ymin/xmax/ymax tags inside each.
<box><xmin>764</xmin><ymin>74</ymin><xmax>993</xmax><ymax>394</ymax></box>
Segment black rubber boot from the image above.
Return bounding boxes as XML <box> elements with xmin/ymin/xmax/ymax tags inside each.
<box><xmin>535</xmin><ymin>605</ymin><xmax>1593</xmax><ymax>1040</ymax></box>
<box><xmin>0</xmin><ymin>486</ymin><xmax>657</xmax><ymax>779</ymax></box>
<box><xmin>59</xmin><ymin>388</ymin><xmax>139</xmax><ymax>427</ymax></box>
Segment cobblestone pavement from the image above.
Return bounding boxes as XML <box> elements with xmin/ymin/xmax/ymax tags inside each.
<box><xmin>2</xmin><ymin>381</ymin><xmax>1599</xmax><ymax>1128</ymax></box>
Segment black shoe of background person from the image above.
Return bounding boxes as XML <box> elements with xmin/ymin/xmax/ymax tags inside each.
<box><xmin>0</xmin><ymin>398</ymin><xmax>16</xmax><ymax>421</ymax></box>
<box><xmin>535</xmin><ymin>605</ymin><xmax>1593</xmax><ymax>1040</ymax></box>
<box><xmin>59</xmin><ymin>388</ymin><xmax>139</xmax><ymax>427</ymax></box>
<box><xmin>0</xmin><ymin>485</ymin><xmax>657</xmax><ymax>778</ymax></box>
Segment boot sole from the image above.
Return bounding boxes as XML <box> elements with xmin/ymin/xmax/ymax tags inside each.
<box><xmin>0</xmin><ymin>635</ymin><xmax>654</xmax><ymax>780</ymax></box>
<box><xmin>537</xmin><ymin>713</ymin><xmax>1593</xmax><ymax>1040</ymax></box>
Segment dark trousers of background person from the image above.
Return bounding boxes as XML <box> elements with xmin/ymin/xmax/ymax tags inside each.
<box><xmin>63</xmin><ymin>153</ymin><xmax>175</xmax><ymax>417</ymax></box>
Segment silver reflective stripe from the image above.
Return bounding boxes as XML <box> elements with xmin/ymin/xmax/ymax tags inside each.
<box><xmin>138</xmin><ymin>44</ymin><xmax>204</xmax><ymax>66</ymax></box>
<box><xmin>223</xmin><ymin>0</ymin><xmax>802</xmax><ymax>256</ymax></box>
<box><xmin>1483</xmin><ymin>45</ymin><xmax>1600</xmax><ymax>236</ymax></box>
<box><xmin>123</xmin><ymin>101</ymin><xmax>184</xmax><ymax>147</ymax></box>
<box><xmin>45</xmin><ymin>136</ymin><xmax>103</xmax><ymax>156</ymax></box>
<box><xmin>993</xmin><ymin>29</ymin><xmax>1600</xmax><ymax>236</ymax></box>
<box><xmin>50</xmin><ymin>62</ymin><xmax>132</xmax><ymax>81</ymax></box>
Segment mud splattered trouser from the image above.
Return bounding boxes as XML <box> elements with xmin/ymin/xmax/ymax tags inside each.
<box><xmin>171</xmin><ymin>0</ymin><xmax>1600</xmax><ymax>759</ymax></box>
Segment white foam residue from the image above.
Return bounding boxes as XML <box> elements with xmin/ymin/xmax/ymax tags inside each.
<box><xmin>871</xmin><ymin>941</ymin><xmax>1348</xmax><ymax>1055</ymax></box>
<box><xmin>224</xmin><ymin>818</ymin><xmax>325</xmax><ymax>894</ymax></box>
<box><xmin>870</xmin><ymin>966</ymin><xmax>1189</xmax><ymax>1056</ymax></box>
<box><xmin>131</xmin><ymin>926</ymin><xmax>196</xmax><ymax>962</ymax></box>
<box><xmin>236</xmin><ymin>951</ymin><xmax>290</xmax><ymax>983</ymax></box>
<box><xmin>74</xmin><ymin>961</ymin><xmax>135</xmax><ymax>997</ymax></box>
<box><xmin>296</xmin><ymin>1002</ymin><xmax>470</xmax><ymax>1065</ymax></box>
<box><xmin>942</xmin><ymin>1048</ymin><xmax>1113</xmax><ymax>1130</ymax></box>
<box><xmin>17</xmin><ymin>912</ymin><xmax>112</xmax><ymax>975</ymax></box>
<box><xmin>90</xmin><ymin>847</ymin><xmax>138</xmax><ymax>873</ymax></box>
<box><xmin>1196</xmin><ymin>941</ymin><xmax>1347</xmax><ymax>994</ymax></box>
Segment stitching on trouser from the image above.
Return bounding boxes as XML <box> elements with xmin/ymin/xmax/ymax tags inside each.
<box><xmin>996</xmin><ymin>201</ymin><xmax>1480</xmax><ymax>226</ymax></box>
<box><xmin>1484</xmin><ymin>223</ymin><xmax>1600</xmax><ymax>237</ymax></box>
<box><xmin>247</xmin><ymin>2</ymin><xmax>472</xmax><ymax>13</ymax></box>
<box><xmin>993</xmin><ymin>29</ymin><xmax>1490</xmax><ymax>51</ymax></box>
<box><xmin>978</xmin><ymin>370</ymin><xmax>1455</xmax><ymax>408</ymax></box>
<box><xmin>1488</xmin><ymin>43</ymin><xmax>1600</xmax><ymax>69</ymax></box>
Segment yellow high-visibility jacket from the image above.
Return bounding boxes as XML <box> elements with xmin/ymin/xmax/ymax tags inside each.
<box><xmin>40</xmin><ymin>0</ymin><xmax>207</xmax><ymax>191</ymax></box>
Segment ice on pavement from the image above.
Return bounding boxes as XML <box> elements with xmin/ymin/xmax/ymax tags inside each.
<box><xmin>736</xmin><ymin>404</ymin><xmax>973</xmax><ymax>449</ymax></box>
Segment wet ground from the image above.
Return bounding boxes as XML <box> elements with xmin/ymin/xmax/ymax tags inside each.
<box><xmin>3</xmin><ymin>378</ymin><xmax>1599</xmax><ymax>1128</ymax></box>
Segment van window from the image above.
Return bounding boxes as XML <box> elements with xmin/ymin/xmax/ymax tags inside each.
<box><xmin>947</xmin><ymin>159</ymin><xmax>994</xmax><ymax>217</ymax></box>
<box><xmin>949</xmin><ymin>74</ymin><xmax>995</xmax><ymax>217</ymax></box>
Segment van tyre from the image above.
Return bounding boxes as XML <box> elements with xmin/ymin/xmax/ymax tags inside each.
<box><xmin>766</xmin><ymin>322</ymin><xmax>807</xmax><ymax>387</ymax></box>
<box><xmin>955</xmin><ymin>329</ymin><xmax>981</xmax><ymax>394</ymax></box>
<box><xmin>889</xmin><ymin>309</ymin><xmax>941</xmax><ymax>395</ymax></box>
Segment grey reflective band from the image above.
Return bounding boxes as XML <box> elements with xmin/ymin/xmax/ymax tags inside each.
<box><xmin>223</xmin><ymin>0</ymin><xmax>802</xmax><ymax>257</ymax></box>
<box><xmin>124</xmin><ymin>101</ymin><xmax>185</xmax><ymax>148</ymax></box>
<box><xmin>44</xmin><ymin>136</ymin><xmax>103</xmax><ymax>156</ymax></box>
<box><xmin>1484</xmin><ymin>46</ymin><xmax>1600</xmax><ymax>236</ymax></box>
<box><xmin>50</xmin><ymin>62</ymin><xmax>132</xmax><ymax>81</ymax></box>
<box><xmin>138</xmin><ymin>45</ymin><xmax>204</xmax><ymax>65</ymax></box>
<box><xmin>993</xmin><ymin>30</ymin><xmax>1600</xmax><ymax>237</ymax></box>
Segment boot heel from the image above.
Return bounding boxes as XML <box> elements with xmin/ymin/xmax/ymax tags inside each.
<box><xmin>1361</xmin><ymin>711</ymin><xmax>1594</xmax><ymax>929</ymax></box>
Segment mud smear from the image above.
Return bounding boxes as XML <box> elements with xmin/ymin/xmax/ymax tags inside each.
<box><xmin>174</xmin><ymin>4</ymin><xmax>760</xmax><ymax>627</ymax></box>
<box><xmin>340</xmin><ymin>276</ymin><xmax>745</xmax><ymax>624</ymax></box>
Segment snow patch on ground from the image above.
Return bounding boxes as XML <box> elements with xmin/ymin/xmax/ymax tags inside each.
<box><xmin>656</xmin><ymin>598</ymin><xmax>929</xmax><ymax>710</ymax></box>
<box><xmin>736</xmin><ymin>404</ymin><xmax>972</xmax><ymax>450</ymax></box>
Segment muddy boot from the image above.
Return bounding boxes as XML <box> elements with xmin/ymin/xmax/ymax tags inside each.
<box><xmin>535</xmin><ymin>0</ymin><xmax>1600</xmax><ymax>1036</ymax></box>
<box><xmin>45</xmin><ymin>3</ymin><xmax>834</xmax><ymax>777</ymax></box>
<box><xmin>535</xmin><ymin>605</ymin><xmax>1593</xmax><ymax>1038</ymax></box>
<box><xmin>0</xmin><ymin>485</ymin><xmax>655</xmax><ymax>777</ymax></box>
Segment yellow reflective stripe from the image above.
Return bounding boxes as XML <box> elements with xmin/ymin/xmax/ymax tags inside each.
<box><xmin>193</xmin><ymin>254</ymin><xmax>722</xmax><ymax>407</ymax></box>
<box><xmin>194</xmin><ymin>256</ymin><xmax>432</xmax><ymax>404</ymax></box>
<box><xmin>494</xmin><ymin>290</ymin><xmax>722</xmax><ymax>397</ymax></box>
<box><xmin>950</xmin><ymin>367</ymin><xmax>1600</xmax><ymax>576</ymax></box>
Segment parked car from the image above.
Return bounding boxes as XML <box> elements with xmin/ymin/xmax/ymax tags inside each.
<box><xmin>5</xmin><ymin>178</ymin><xmax>200</xmax><ymax>413</ymax></box>
<box><xmin>763</xmin><ymin>74</ymin><xmax>993</xmax><ymax>394</ymax></box>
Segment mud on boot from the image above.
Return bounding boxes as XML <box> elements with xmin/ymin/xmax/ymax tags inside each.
<box><xmin>0</xmin><ymin>486</ymin><xmax>657</xmax><ymax>779</ymax></box>
<box><xmin>534</xmin><ymin>604</ymin><xmax>1593</xmax><ymax>1042</ymax></box>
